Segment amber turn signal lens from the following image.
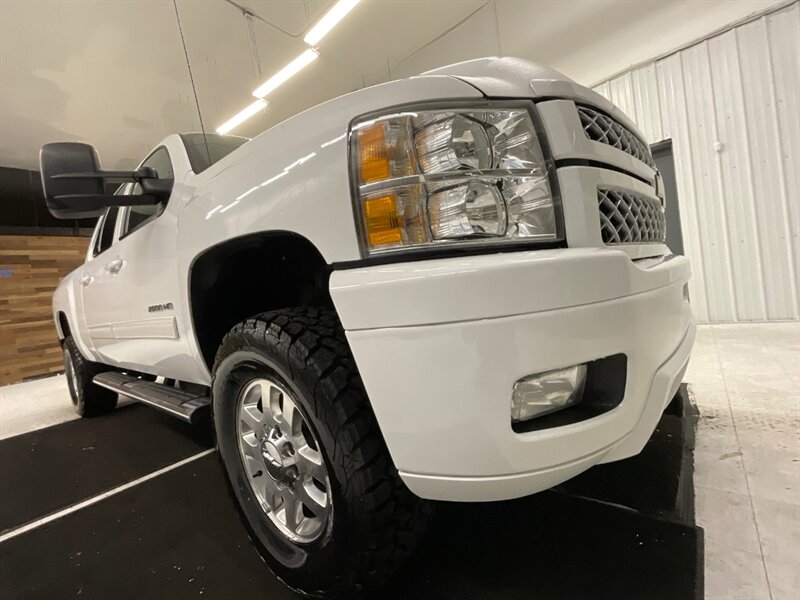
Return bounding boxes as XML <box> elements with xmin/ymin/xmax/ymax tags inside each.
<box><xmin>358</xmin><ymin>122</ymin><xmax>390</xmax><ymax>184</ymax></box>
<box><xmin>364</xmin><ymin>194</ymin><xmax>402</xmax><ymax>247</ymax></box>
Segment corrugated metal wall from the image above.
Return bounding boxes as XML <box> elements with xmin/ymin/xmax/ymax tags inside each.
<box><xmin>593</xmin><ymin>2</ymin><xmax>799</xmax><ymax>323</ymax></box>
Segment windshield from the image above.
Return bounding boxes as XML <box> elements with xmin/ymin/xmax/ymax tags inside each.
<box><xmin>180</xmin><ymin>133</ymin><xmax>249</xmax><ymax>174</ymax></box>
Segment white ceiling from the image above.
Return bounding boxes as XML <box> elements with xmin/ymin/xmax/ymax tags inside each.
<box><xmin>0</xmin><ymin>0</ymin><xmax>783</xmax><ymax>171</ymax></box>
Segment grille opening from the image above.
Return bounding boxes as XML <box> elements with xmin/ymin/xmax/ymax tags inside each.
<box><xmin>577</xmin><ymin>105</ymin><xmax>655</xmax><ymax>168</ymax></box>
<box><xmin>598</xmin><ymin>188</ymin><xmax>665</xmax><ymax>245</ymax></box>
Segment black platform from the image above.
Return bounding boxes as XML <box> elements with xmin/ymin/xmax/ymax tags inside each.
<box><xmin>0</xmin><ymin>387</ymin><xmax>702</xmax><ymax>599</ymax></box>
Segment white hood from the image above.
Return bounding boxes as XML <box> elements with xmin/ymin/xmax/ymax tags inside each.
<box><xmin>418</xmin><ymin>57</ymin><xmax>646</xmax><ymax>142</ymax></box>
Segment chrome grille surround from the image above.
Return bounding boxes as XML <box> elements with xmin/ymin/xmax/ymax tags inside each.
<box><xmin>578</xmin><ymin>105</ymin><xmax>656</xmax><ymax>169</ymax></box>
<box><xmin>598</xmin><ymin>187</ymin><xmax>665</xmax><ymax>245</ymax></box>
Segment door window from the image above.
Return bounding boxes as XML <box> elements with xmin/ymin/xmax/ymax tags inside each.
<box><xmin>124</xmin><ymin>203</ymin><xmax>160</xmax><ymax>235</ymax></box>
<box><xmin>93</xmin><ymin>206</ymin><xmax>120</xmax><ymax>257</ymax></box>
<box><xmin>121</xmin><ymin>147</ymin><xmax>174</xmax><ymax>237</ymax></box>
<box><xmin>141</xmin><ymin>146</ymin><xmax>174</xmax><ymax>180</ymax></box>
<box><xmin>89</xmin><ymin>215</ymin><xmax>104</xmax><ymax>257</ymax></box>
<box><xmin>180</xmin><ymin>133</ymin><xmax>248</xmax><ymax>173</ymax></box>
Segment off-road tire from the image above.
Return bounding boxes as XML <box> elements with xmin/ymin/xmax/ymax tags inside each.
<box><xmin>212</xmin><ymin>307</ymin><xmax>432</xmax><ymax>598</ymax></box>
<box><xmin>63</xmin><ymin>335</ymin><xmax>117</xmax><ymax>417</ymax></box>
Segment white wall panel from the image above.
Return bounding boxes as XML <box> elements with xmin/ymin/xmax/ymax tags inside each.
<box><xmin>708</xmin><ymin>30</ymin><xmax>768</xmax><ymax>320</ymax></box>
<box><xmin>766</xmin><ymin>6</ymin><xmax>800</xmax><ymax>316</ymax></box>
<box><xmin>595</xmin><ymin>2</ymin><xmax>799</xmax><ymax>322</ymax></box>
<box><xmin>493</xmin><ymin>0</ymin><xmax>784</xmax><ymax>86</ymax></box>
<box><xmin>656</xmin><ymin>54</ymin><xmax>711</xmax><ymax>321</ymax></box>
<box><xmin>630</xmin><ymin>64</ymin><xmax>664</xmax><ymax>143</ymax></box>
<box><xmin>683</xmin><ymin>42</ymin><xmax>739</xmax><ymax>322</ymax></box>
<box><xmin>732</xmin><ymin>7</ymin><xmax>798</xmax><ymax>320</ymax></box>
<box><xmin>607</xmin><ymin>72</ymin><xmax>636</xmax><ymax>124</ymax></box>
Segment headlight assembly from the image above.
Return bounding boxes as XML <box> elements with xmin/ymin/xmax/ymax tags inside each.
<box><xmin>349</xmin><ymin>102</ymin><xmax>561</xmax><ymax>255</ymax></box>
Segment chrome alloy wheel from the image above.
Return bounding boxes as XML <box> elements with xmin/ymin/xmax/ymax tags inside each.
<box><xmin>236</xmin><ymin>377</ymin><xmax>331</xmax><ymax>543</ymax></box>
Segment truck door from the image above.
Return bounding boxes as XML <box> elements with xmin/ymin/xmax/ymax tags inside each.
<box><xmin>93</xmin><ymin>143</ymin><xmax>206</xmax><ymax>383</ymax></box>
<box><xmin>81</xmin><ymin>204</ymin><xmax>124</xmax><ymax>359</ymax></box>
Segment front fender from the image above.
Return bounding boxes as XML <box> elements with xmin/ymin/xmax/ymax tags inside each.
<box><xmin>172</xmin><ymin>75</ymin><xmax>481</xmax><ymax>381</ymax></box>
<box><xmin>176</xmin><ymin>75</ymin><xmax>483</xmax><ymax>268</ymax></box>
<box><xmin>52</xmin><ymin>270</ymin><xmax>93</xmax><ymax>360</ymax></box>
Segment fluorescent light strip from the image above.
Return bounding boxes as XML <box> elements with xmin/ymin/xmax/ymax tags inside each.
<box><xmin>216</xmin><ymin>99</ymin><xmax>268</xmax><ymax>134</ymax></box>
<box><xmin>252</xmin><ymin>49</ymin><xmax>319</xmax><ymax>99</ymax></box>
<box><xmin>304</xmin><ymin>0</ymin><xmax>361</xmax><ymax>46</ymax></box>
<box><xmin>216</xmin><ymin>0</ymin><xmax>359</xmax><ymax>136</ymax></box>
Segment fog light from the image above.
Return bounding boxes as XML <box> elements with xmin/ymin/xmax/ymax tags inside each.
<box><xmin>511</xmin><ymin>364</ymin><xmax>587</xmax><ymax>423</ymax></box>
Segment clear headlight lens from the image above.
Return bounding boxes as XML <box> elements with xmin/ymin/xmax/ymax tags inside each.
<box><xmin>351</xmin><ymin>104</ymin><xmax>559</xmax><ymax>255</ymax></box>
<box><xmin>429</xmin><ymin>181</ymin><xmax>506</xmax><ymax>238</ymax></box>
<box><xmin>415</xmin><ymin>115</ymin><xmax>493</xmax><ymax>173</ymax></box>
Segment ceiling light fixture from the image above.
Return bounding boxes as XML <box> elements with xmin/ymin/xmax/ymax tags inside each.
<box><xmin>216</xmin><ymin>0</ymin><xmax>360</xmax><ymax>135</ymax></box>
<box><xmin>216</xmin><ymin>98</ymin><xmax>268</xmax><ymax>134</ymax></box>
<box><xmin>252</xmin><ymin>49</ymin><xmax>319</xmax><ymax>99</ymax></box>
<box><xmin>303</xmin><ymin>0</ymin><xmax>360</xmax><ymax>46</ymax></box>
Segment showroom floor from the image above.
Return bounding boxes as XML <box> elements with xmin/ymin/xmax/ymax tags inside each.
<box><xmin>1</xmin><ymin>323</ymin><xmax>797</xmax><ymax>600</ymax></box>
<box><xmin>685</xmin><ymin>323</ymin><xmax>799</xmax><ymax>600</ymax></box>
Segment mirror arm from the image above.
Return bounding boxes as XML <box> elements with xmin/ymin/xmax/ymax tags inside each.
<box><xmin>51</xmin><ymin>193</ymin><xmax>162</xmax><ymax>207</ymax></box>
<box><xmin>50</xmin><ymin>166</ymin><xmax>159</xmax><ymax>183</ymax></box>
<box><xmin>51</xmin><ymin>169</ymin><xmax>172</xmax><ymax>202</ymax></box>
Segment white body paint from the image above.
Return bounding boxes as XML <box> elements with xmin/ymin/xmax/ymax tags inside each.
<box><xmin>53</xmin><ymin>57</ymin><xmax>694</xmax><ymax>501</ymax></box>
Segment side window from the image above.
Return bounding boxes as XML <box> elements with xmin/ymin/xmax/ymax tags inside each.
<box><xmin>142</xmin><ymin>146</ymin><xmax>174</xmax><ymax>180</ymax></box>
<box><xmin>122</xmin><ymin>147</ymin><xmax>174</xmax><ymax>237</ymax></box>
<box><xmin>124</xmin><ymin>203</ymin><xmax>160</xmax><ymax>235</ymax></box>
<box><xmin>90</xmin><ymin>214</ymin><xmax>105</xmax><ymax>257</ymax></box>
<box><xmin>93</xmin><ymin>206</ymin><xmax>120</xmax><ymax>257</ymax></box>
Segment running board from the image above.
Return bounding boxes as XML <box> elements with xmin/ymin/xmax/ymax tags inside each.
<box><xmin>92</xmin><ymin>372</ymin><xmax>210</xmax><ymax>425</ymax></box>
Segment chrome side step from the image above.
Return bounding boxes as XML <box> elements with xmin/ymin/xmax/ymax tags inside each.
<box><xmin>93</xmin><ymin>372</ymin><xmax>210</xmax><ymax>425</ymax></box>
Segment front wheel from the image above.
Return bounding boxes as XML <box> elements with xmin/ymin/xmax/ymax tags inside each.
<box><xmin>212</xmin><ymin>308</ymin><xmax>431</xmax><ymax>598</ymax></box>
<box><xmin>63</xmin><ymin>336</ymin><xmax>117</xmax><ymax>417</ymax></box>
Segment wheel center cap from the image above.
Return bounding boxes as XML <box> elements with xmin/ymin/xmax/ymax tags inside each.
<box><xmin>262</xmin><ymin>441</ymin><xmax>284</xmax><ymax>468</ymax></box>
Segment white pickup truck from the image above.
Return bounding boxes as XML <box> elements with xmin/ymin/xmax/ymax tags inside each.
<box><xmin>43</xmin><ymin>57</ymin><xmax>694</xmax><ymax>598</ymax></box>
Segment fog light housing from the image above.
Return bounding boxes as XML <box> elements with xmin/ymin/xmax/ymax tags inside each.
<box><xmin>511</xmin><ymin>364</ymin><xmax>587</xmax><ymax>423</ymax></box>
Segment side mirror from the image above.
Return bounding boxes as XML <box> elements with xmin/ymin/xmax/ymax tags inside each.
<box><xmin>40</xmin><ymin>142</ymin><xmax>171</xmax><ymax>219</ymax></box>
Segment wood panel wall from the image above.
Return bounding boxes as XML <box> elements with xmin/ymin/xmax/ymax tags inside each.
<box><xmin>0</xmin><ymin>235</ymin><xmax>89</xmax><ymax>386</ymax></box>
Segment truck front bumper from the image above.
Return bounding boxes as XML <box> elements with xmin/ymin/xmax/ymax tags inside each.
<box><xmin>330</xmin><ymin>248</ymin><xmax>694</xmax><ymax>501</ymax></box>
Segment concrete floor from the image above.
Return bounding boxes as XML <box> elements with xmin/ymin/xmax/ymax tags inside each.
<box><xmin>0</xmin><ymin>374</ymin><xmax>78</xmax><ymax>439</ymax></box>
<box><xmin>686</xmin><ymin>323</ymin><xmax>799</xmax><ymax>600</ymax></box>
<box><xmin>1</xmin><ymin>322</ymin><xmax>798</xmax><ymax>599</ymax></box>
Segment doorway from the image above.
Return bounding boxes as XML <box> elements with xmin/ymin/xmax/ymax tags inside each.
<box><xmin>651</xmin><ymin>139</ymin><xmax>685</xmax><ymax>256</ymax></box>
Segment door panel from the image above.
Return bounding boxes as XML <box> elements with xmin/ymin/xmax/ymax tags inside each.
<box><xmin>93</xmin><ymin>144</ymin><xmax>207</xmax><ymax>383</ymax></box>
<box><xmin>100</xmin><ymin>195</ymin><xmax>204</xmax><ymax>381</ymax></box>
<box><xmin>112</xmin><ymin>316</ymin><xmax>178</xmax><ymax>339</ymax></box>
<box><xmin>81</xmin><ymin>205</ymin><xmax>124</xmax><ymax>358</ymax></box>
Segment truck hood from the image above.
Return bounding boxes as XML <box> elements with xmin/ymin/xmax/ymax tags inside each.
<box><xmin>418</xmin><ymin>57</ymin><xmax>646</xmax><ymax>142</ymax></box>
<box><xmin>420</xmin><ymin>56</ymin><xmax>575</xmax><ymax>96</ymax></box>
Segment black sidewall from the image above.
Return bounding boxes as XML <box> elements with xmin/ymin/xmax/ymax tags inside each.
<box><xmin>64</xmin><ymin>336</ymin><xmax>117</xmax><ymax>417</ymax></box>
<box><xmin>63</xmin><ymin>347</ymin><xmax>82</xmax><ymax>410</ymax></box>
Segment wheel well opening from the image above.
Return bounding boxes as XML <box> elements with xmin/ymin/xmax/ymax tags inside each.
<box><xmin>190</xmin><ymin>232</ymin><xmax>334</xmax><ymax>371</ymax></box>
<box><xmin>57</xmin><ymin>312</ymin><xmax>71</xmax><ymax>344</ymax></box>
